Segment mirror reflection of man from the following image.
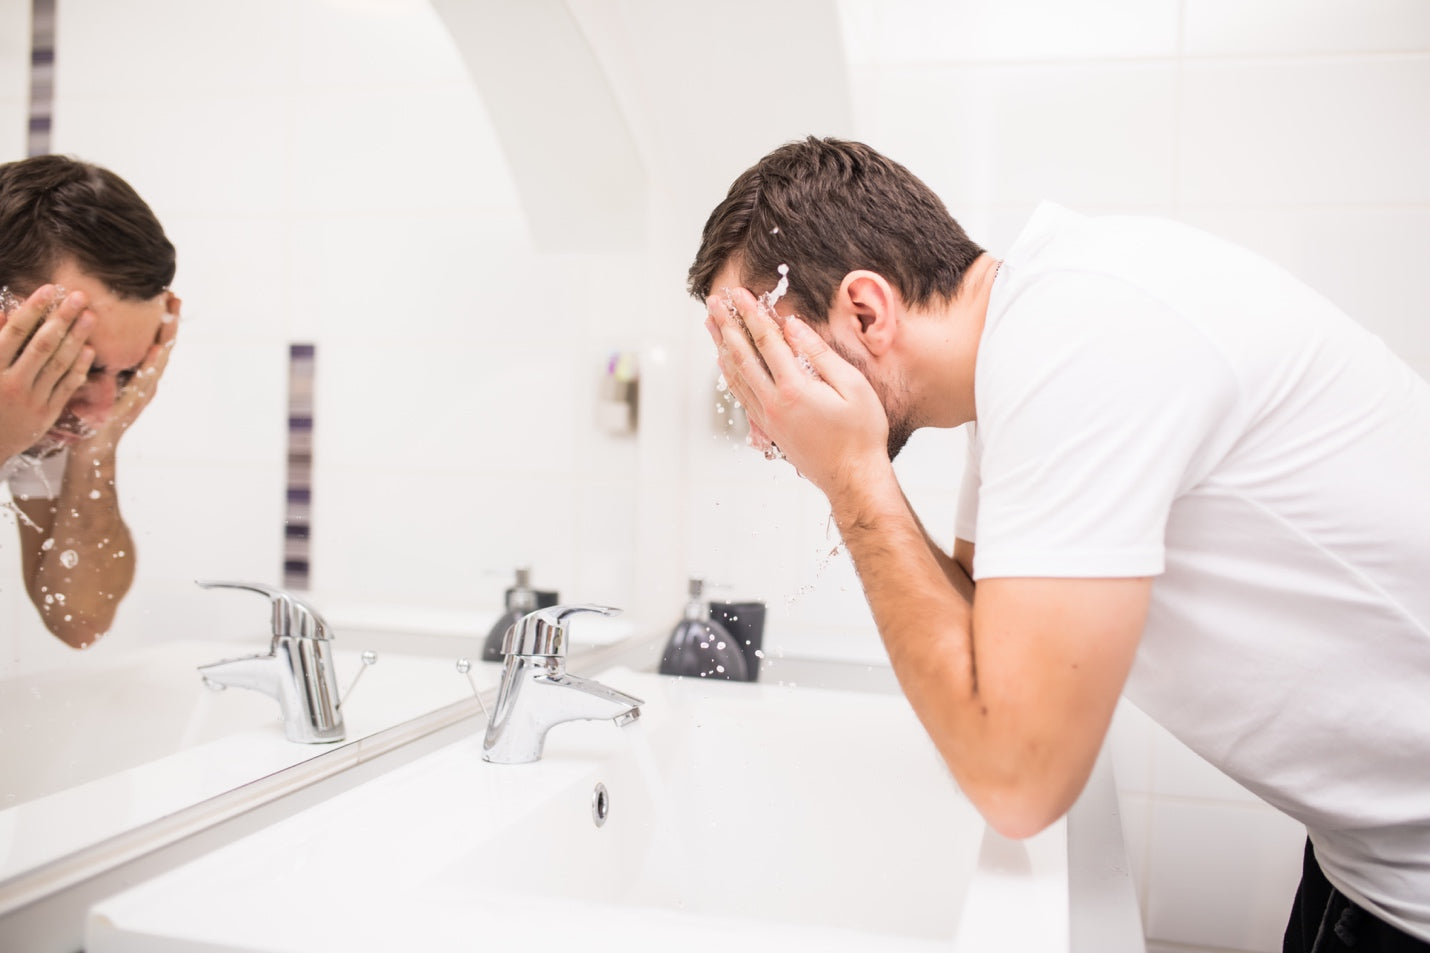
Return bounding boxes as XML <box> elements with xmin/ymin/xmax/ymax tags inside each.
<box><xmin>0</xmin><ymin>155</ymin><xmax>179</xmax><ymax>649</ymax></box>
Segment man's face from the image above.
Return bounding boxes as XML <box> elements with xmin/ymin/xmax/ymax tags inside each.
<box><xmin>29</xmin><ymin>259</ymin><xmax>170</xmax><ymax>455</ymax></box>
<box><xmin>708</xmin><ymin>261</ymin><xmax>916</xmax><ymax>461</ymax></box>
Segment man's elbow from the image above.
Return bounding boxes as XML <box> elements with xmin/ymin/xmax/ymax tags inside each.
<box><xmin>38</xmin><ymin>611</ymin><xmax>115</xmax><ymax>650</ymax></box>
<box><xmin>965</xmin><ymin>776</ymin><xmax>1082</xmax><ymax>841</ymax></box>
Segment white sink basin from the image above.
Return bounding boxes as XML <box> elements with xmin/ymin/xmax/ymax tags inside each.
<box><xmin>87</xmin><ymin>669</ymin><xmax>1072</xmax><ymax>952</ymax></box>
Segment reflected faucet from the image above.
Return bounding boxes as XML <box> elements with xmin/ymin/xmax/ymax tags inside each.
<box><xmin>195</xmin><ymin>581</ymin><xmax>345</xmax><ymax>744</ymax></box>
<box><xmin>483</xmin><ymin>604</ymin><xmax>643</xmax><ymax>765</ymax></box>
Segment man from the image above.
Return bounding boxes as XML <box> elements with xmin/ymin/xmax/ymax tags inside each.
<box><xmin>691</xmin><ymin>137</ymin><xmax>1429</xmax><ymax>950</ymax></box>
<box><xmin>1</xmin><ymin>154</ymin><xmax>179</xmax><ymax>649</ymax></box>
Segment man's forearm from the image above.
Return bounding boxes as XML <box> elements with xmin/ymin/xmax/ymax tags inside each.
<box><xmin>829</xmin><ymin>465</ymin><xmax>993</xmax><ymax>770</ymax></box>
<box><xmin>901</xmin><ymin>488</ymin><xmax>974</xmax><ymax>603</ymax></box>
<box><xmin>19</xmin><ymin>451</ymin><xmax>135</xmax><ymax>646</ymax></box>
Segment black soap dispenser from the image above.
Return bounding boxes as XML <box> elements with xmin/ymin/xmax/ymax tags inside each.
<box><xmin>482</xmin><ymin>568</ymin><xmax>539</xmax><ymax>662</ymax></box>
<box><xmin>659</xmin><ymin>578</ymin><xmax>750</xmax><ymax>681</ymax></box>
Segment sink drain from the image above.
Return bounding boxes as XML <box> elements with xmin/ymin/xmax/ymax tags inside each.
<box><xmin>591</xmin><ymin>782</ymin><xmax>610</xmax><ymax>828</ymax></box>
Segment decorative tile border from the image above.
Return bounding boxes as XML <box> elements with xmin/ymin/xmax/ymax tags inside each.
<box><xmin>27</xmin><ymin>0</ymin><xmax>54</xmax><ymax>157</ymax></box>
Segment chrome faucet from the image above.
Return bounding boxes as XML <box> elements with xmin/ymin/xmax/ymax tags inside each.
<box><xmin>483</xmin><ymin>604</ymin><xmax>643</xmax><ymax>765</ymax></box>
<box><xmin>195</xmin><ymin>581</ymin><xmax>345</xmax><ymax>744</ymax></box>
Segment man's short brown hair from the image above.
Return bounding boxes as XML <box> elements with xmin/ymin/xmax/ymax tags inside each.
<box><xmin>688</xmin><ymin>137</ymin><xmax>983</xmax><ymax>324</ymax></box>
<box><xmin>0</xmin><ymin>154</ymin><xmax>175</xmax><ymax>299</ymax></box>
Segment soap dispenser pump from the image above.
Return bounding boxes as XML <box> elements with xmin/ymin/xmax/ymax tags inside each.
<box><xmin>482</xmin><ymin>568</ymin><xmax>540</xmax><ymax>662</ymax></box>
<box><xmin>658</xmin><ymin>578</ymin><xmax>750</xmax><ymax>681</ymax></box>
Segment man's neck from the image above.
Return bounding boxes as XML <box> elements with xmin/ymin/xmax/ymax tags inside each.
<box><xmin>904</xmin><ymin>252</ymin><xmax>999</xmax><ymax>430</ymax></box>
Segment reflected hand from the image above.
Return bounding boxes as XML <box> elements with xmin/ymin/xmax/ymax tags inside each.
<box><xmin>82</xmin><ymin>294</ymin><xmax>181</xmax><ymax>456</ymax></box>
<box><xmin>704</xmin><ymin>287</ymin><xmax>889</xmax><ymax>497</ymax></box>
<box><xmin>0</xmin><ymin>285</ymin><xmax>95</xmax><ymax>461</ymax></box>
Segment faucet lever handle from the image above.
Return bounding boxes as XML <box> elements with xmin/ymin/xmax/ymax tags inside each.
<box><xmin>195</xmin><ymin>580</ymin><xmax>334</xmax><ymax>642</ymax></box>
<box><xmin>502</xmin><ymin>603</ymin><xmax>619</xmax><ymax>658</ymax></box>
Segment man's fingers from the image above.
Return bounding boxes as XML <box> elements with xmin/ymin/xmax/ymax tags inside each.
<box><xmin>49</xmin><ymin>346</ymin><xmax>95</xmax><ymax>412</ymax></box>
<box><xmin>782</xmin><ymin>316</ymin><xmax>866</xmax><ymax>396</ymax></box>
<box><xmin>2</xmin><ymin>288</ymin><xmax>92</xmax><ymax>384</ymax></box>
<box><xmin>726</xmin><ymin>287</ymin><xmax>803</xmax><ymax>383</ymax></box>
<box><xmin>34</xmin><ymin>309</ymin><xmax>97</xmax><ymax>396</ymax></box>
<box><xmin>0</xmin><ymin>285</ymin><xmax>58</xmax><ymax>367</ymax></box>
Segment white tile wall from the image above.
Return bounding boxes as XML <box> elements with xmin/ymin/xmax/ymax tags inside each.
<box><xmin>0</xmin><ymin>0</ymin><xmax>25</xmax><ymax>162</ymax></box>
<box><xmin>1183</xmin><ymin>0</ymin><xmax>1430</xmax><ymax>56</ymax></box>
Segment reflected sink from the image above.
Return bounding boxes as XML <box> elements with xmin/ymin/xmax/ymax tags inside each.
<box><xmin>0</xmin><ymin>639</ymin><xmax>478</xmax><ymax>885</ymax></box>
<box><xmin>87</xmin><ymin>668</ymin><xmax>1074</xmax><ymax>952</ymax></box>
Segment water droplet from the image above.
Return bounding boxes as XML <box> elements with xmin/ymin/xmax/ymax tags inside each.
<box><xmin>88</xmin><ymin>489</ymin><xmax>101</xmax><ymax>500</ymax></box>
<box><xmin>59</xmin><ymin>550</ymin><xmax>79</xmax><ymax>569</ymax></box>
<box><xmin>41</xmin><ymin>538</ymin><xmax>54</xmax><ymax>551</ymax></box>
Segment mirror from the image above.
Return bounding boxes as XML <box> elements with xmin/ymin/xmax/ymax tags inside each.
<box><xmin>0</xmin><ymin>0</ymin><xmax>673</xmax><ymax>882</ymax></box>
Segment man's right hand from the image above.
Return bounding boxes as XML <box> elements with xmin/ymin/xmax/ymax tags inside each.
<box><xmin>0</xmin><ymin>285</ymin><xmax>94</xmax><ymax>462</ymax></box>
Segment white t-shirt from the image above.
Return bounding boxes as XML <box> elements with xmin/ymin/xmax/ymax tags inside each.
<box><xmin>1</xmin><ymin>449</ymin><xmax>67</xmax><ymax>501</ymax></box>
<box><xmin>956</xmin><ymin>203</ymin><xmax>1430</xmax><ymax>939</ymax></box>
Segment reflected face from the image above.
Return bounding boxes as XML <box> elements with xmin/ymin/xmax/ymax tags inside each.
<box><xmin>30</xmin><ymin>260</ymin><xmax>170</xmax><ymax>454</ymax></box>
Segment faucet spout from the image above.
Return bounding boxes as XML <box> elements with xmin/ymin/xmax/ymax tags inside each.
<box><xmin>198</xmin><ymin>653</ymin><xmax>281</xmax><ymax>701</ymax></box>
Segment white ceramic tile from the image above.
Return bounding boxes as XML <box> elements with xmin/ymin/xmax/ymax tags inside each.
<box><xmin>1148</xmin><ymin>718</ymin><xmax>1262</xmax><ymax>804</ymax></box>
<box><xmin>292</xmin><ymin>0</ymin><xmax>469</xmax><ymax>90</ymax></box>
<box><xmin>572</xmin><ymin>477</ymin><xmax>638</xmax><ymax>610</ymax></box>
<box><xmin>160</xmin><ymin>216</ymin><xmax>292</xmax><ymax>343</ymax></box>
<box><xmin>56</xmin><ymin>0</ymin><xmax>292</xmax><ymax>98</ymax></box>
<box><xmin>1108</xmin><ymin>699</ymin><xmax>1157</xmax><ymax>795</ymax></box>
<box><xmin>1117</xmin><ymin>791</ymin><xmax>1153</xmax><ymax>921</ymax></box>
<box><xmin>51</xmin><ymin>94</ymin><xmax>289</xmax><ymax>217</ymax></box>
<box><xmin>119</xmin><ymin>461</ymin><xmax>285</xmax><ymax>584</ymax></box>
<box><xmin>1145</xmin><ymin>799</ymin><xmax>1306</xmax><ymax>951</ymax></box>
<box><xmin>1184</xmin><ymin>0</ymin><xmax>1430</xmax><ymax>56</ymax></box>
<box><xmin>840</xmin><ymin>0</ymin><xmax>1180</xmax><ymax>65</ymax></box>
<box><xmin>0</xmin><ymin>0</ymin><xmax>27</xmax><ymax>66</ymax></box>
<box><xmin>1175</xmin><ymin>207</ymin><xmax>1430</xmax><ymax>367</ymax></box>
<box><xmin>1178</xmin><ymin>57</ymin><xmax>1430</xmax><ymax>207</ymax></box>
<box><xmin>683</xmin><ymin>477</ymin><xmax>811</xmax><ymax>604</ymax></box>
<box><xmin>116</xmin><ymin>336</ymin><xmax>288</xmax><ymax>468</ymax></box>
<box><xmin>312</xmin><ymin>338</ymin><xmax>582</xmax><ymax>472</ymax></box>
<box><xmin>307</xmin><ymin>469</ymin><xmax>581</xmax><ymax>607</ymax></box>
<box><xmin>0</xmin><ymin>99</ymin><xmax>23</xmax><ymax>162</ymax></box>
<box><xmin>859</xmin><ymin>62</ymin><xmax>1178</xmax><ymax>209</ymax></box>
<box><xmin>287</xmin><ymin>211</ymin><xmax>548</xmax><ymax>346</ymax></box>
<box><xmin>289</xmin><ymin>84</ymin><xmax>516</xmax><ymax>214</ymax></box>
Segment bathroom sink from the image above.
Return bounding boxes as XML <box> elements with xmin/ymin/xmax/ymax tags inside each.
<box><xmin>87</xmin><ymin>669</ymin><xmax>1072</xmax><ymax>952</ymax></box>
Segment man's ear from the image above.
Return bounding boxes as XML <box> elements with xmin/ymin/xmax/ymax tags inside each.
<box><xmin>830</xmin><ymin>270</ymin><xmax>900</xmax><ymax>358</ymax></box>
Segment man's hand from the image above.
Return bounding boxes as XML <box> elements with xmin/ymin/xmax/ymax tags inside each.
<box><xmin>704</xmin><ymin>287</ymin><xmax>889</xmax><ymax>498</ymax></box>
<box><xmin>0</xmin><ymin>286</ymin><xmax>95</xmax><ymax>461</ymax></box>
<box><xmin>80</xmin><ymin>294</ymin><xmax>180</xmax><ymax>457</ymax></box>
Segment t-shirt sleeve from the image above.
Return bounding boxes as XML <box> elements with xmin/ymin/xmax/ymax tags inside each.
<box><xmin>4</xmin><ymin>449</ymin><xmax>69</xmax><ymax>501</ymax></box>
<box><xmin>971</xmin><ymin>271</ymin><xmax>1239</xmax><ymax>580</ymax></box>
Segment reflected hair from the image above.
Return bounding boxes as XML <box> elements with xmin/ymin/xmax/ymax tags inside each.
<box><xmin>0</xmin><ymin>154</ymin><xmax>175</xmax><ymax>299</ymax></box>
<box><xmin>687</xmin><ymin>137</ymin><xmax>983</xmax><ymax>324</ymax></box>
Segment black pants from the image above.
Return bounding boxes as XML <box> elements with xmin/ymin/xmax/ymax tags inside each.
<box><xmin>1284</xmin><ymin>839</ymin><xmax>1430</xmax><ymax>952</ymax></box>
